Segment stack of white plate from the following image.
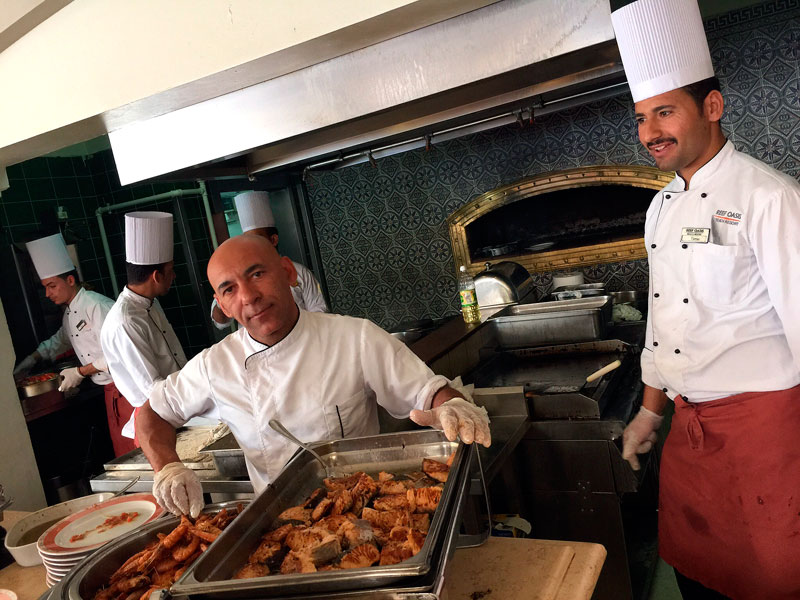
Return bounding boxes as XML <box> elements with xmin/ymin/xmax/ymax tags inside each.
<box><xmin>37</xmin><ymin>493</ymin><xmax>163</xmax><ymax>587</ymax></box>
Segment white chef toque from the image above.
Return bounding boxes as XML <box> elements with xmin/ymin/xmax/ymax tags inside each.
<box><xmin>611</xmin><ymin>0</ymin><xmax>714</xmax><ymax>103</ymax></box>
<box><xmin>234</xmin><ymin>191</ymin><xmax>275</xmax><ymax>232</ymax></box>
<box><xmin>26</xmin><ymin>233</ymin><xmax>75</xmax><ymax>279</ymax></box>
<box><xmin>125</xmin><ymin>211</ymin><xmax>174</xmax><ymax>265</ymax></box>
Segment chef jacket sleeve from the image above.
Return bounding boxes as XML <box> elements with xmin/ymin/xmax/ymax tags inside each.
<box><xmin>102</xmin><ymin>319</ymin><xmax>174</xmax><ymax>407</ymax></box>
<box><xmin>296</xmin><ymin>264</ymin><xmax>328</xmax><ymax>313</ymax></box>
<box><xmin>748</xmin><ymin>181</ymin><xmax>800</xmax><ymax>365</ymax></box>
<box><xmin>210</xmin><ymin>297</ymin><xmax>233</xmax><ymax>330</ymax></box>
<box><xmin>640</xmin><ymin>310</ymin><xmax>661</xmax><ymax>390</ymax></box>
<box><xmin>360</xmin><ymin>319</ymin><xmax>449</xmax><ymax>418</ymax></box>
<box><xmin>149</xmin><ymin>350</ymin><xmax>216</xmax><ymax>428</ymax></box>
<box><xmin>36</xmin><ymin>326</ymin><xmax>71</xmax><ymax>362</ymax></box>
<box><xmin>84</xmin><ymin>293</ymin><xmax>115</xmax><ymax>372</ymax></box>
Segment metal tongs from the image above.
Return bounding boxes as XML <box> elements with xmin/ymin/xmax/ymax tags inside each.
<box><xmin>269</xmin><ymin>419</ymin><xmax>345</xmax><ymax>478</ymax></box>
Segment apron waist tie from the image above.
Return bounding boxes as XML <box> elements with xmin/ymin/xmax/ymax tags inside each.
<box><xmin>676</xmin><ymin>395</ymin><xmax>704</xmax><ymax>451</ymax></box>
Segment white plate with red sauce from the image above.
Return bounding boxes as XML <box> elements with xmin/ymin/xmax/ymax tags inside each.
<box><xmin>37</xmin><ymin>493</ymin><xmax>163</xmax><ymax>557</ymax></box>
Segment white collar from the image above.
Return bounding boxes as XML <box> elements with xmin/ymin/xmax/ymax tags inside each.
<box><xmin>121</xmin><ymin>286</ymin><xmax>154</xmax><ymax>308</ymax></box>
<box><xmin>671</xmin><ymin>140</ymin><xmax>734</xmax><ymax>191</ymax></box>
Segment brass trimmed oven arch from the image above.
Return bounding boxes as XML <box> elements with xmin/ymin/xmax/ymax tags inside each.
<box><xmin>447</xmin><ymin>165</ymin><xmax>674</xmax><ymax>276</ymax></box>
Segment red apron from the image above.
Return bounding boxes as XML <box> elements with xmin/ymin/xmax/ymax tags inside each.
<box><xmin>103</xmin><ymin>383</ymin><xmax>138</xmax><ymax>457</ymax></box>
<box><xmin>659</xmin><ymin>386</ymin><xmax>800</xmax><ymax>599</ymax></box>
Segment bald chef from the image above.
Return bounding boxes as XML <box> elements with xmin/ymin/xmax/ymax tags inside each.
<box><xmin>138</xmin><ymin>235</ymin><xmax>490</xmax><ymax>518</ymax></box>
<box><xmin>100</xmin><ymin>212</ymin><xmax>188</xmax><ymax>445</ymax></box>
<box><xmin>211</xmin><ymin>191</ymin><xmax>327</xmax><ymax>328</ymax></box>
<box><xmin>12</xmin><ymin>233</ymin><xmax>133</xmax><ymax>455</ymax></box>
<box><xmin>612</xmin><ymin>0</ymin><xmax>800</xmax><ymax>598</ymax></box>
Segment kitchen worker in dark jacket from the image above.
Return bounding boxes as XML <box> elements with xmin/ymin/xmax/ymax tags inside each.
<box><xmin>612</xmin><ymin>0</ymin><xmax>800</xmax><ymax>598</ymax></box>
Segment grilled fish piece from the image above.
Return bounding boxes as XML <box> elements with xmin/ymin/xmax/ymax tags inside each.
<box><xmin>249</xmin><ymin>540</ymin><xmax>283</xmax><ymax>564</ymax></box>
<box><xmin>350</xmin><ymin>473</ymin><xmax>378</xmax><ymax>516</ymax></box>
<box><xmin>361</xmin><ymin>507</ymin><xmax>410</xmax><ymax>531</ymax></box>
<box><xmin>331</xmin><ymin>489</ymin><xmax>354</xmax><ymax>515</ymax></box>
<box><xmin>285</xmin><ymin>527</ymin><xmax>342</xmax><ymax>565</ymax></box>
<box><xmin>422</xmin><ymin>458</ymin><xmax>449</xmax><ymax>483</ymax></box>
<box><xmin>410</xmin><ymin>513</ymin><xmax>430</xmax><ymax>533</ymax></box>
<box><xmin>311</xmin><ymin>497</ymin><xmax>333</xmax><ymax>521</ymax></box>
<box><xmin>337</xmin><ymin>518</ymin><xmax>375</xmax><ymax>549</ymax></box>
<box><xmin>412</xmin><ymin>487</ymin><xmax>442</xmax><ymax>513</ymax></box>
<box><xmin>262</xmin><ymin>523</ymin><xmax>293</xmax><ymax>544</ymax></box>
<box><xmin>446</xmin><ymin>452</ymin><xmax>456</xmax><ymax>467</ymax></box>
<box><xmin>373</xmin><ymin>492</ymin><xmax>415</xmax><ymax>512</ymax></box>
<box><xmin>316</xmin><ymin>513</ymin><xmax>355</xmax><ymax>534</ymax></box>
<box><xmin>323</xmin><ymin>472</ymin><xmax>364</xmax><ymax>492</ymax></box>
<box><xmin>378</xmin><ymin>471</ymin><xmax>394</xmax><ymax>482</ymax></box>
<box><xmin>234</xmin><ymin>562</ymin><xmax>271</xmax><ymax>579</ymax></box>
<box><xmin>339</xmin><ymin>543</ymin><xmax>380</xmax><ymax>569</ymax></box>
<box><xmin>302</xmin><ymin>487</ymin><xmax>328</xmax><ymax>509</ymax></box>
<box><xmin>378</xmin><ymin>480</ymin><xmax>413</xmax><ymax>496</ymax></box>
<box><xmin>379</xmin><ymin>540</ymin><xmax>413</xmax><ymax>566</ymax></box>
<box><xmin>280</xmin><ymin>551</ymin><xmax>317</xmax><ymax>574</ymax></box>
<box><xmin>277</xmin><ymin>506</ymin><xmax>312</xmax><ymax>526</ymax></box>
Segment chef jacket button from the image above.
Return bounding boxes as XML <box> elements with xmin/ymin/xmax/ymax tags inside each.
<box><xmin>654</xmin><ymin>293</ymin><xmax>660</xmax><ymax>298</ymax></box>
<box><xmin>651</xmin><ymin>243</ymin><xmax>657</xmax><ymax>249</ymax></box>
<box><xmin>162</xmin><ymin>330</ymin><xmax>166</xmax><ymax>334</ymax></box>
<box><xmin>665</xmin><ymin>194</ymin><xmax>671</xmax><ymax>199</ymax></box>
<box><xmin>701</xmin><ymin>193</ymin><xmax>707</xmax><ymax>198</ymax></box>
<box><xmin>674</xmin><ymin>348</ymin><xmax>681</xmax><ymax>354</ymax></box>
<box><xmin>662</xmin><ymin>387</ymin><xmax>668</xmax><ymax>393</ymax></box>
<box><xmin>682</xmin><ymin>244</ymin><xmax>688</xmax><ymax>249</ymax></box>
<box><xmin>683</xmin><ymin>298</ymin><xmax>689</xmax><ymax>303</ymax></box>
<box><xmin>653</xmin><ymin>342</ymin><xmax>659</xmax><ymax>347</ymax></box>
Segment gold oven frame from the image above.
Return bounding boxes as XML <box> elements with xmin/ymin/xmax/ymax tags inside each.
<box><xmin>447</xmin><ymin>165</ymin><xmax>674</xmax><ymax>276</ymax></box>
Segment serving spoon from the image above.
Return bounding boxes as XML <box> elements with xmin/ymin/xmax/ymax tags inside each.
<box><xmin>269</xmin><ymin>419</ymin><xmax>344</xmax><ymax>478</ymax></box>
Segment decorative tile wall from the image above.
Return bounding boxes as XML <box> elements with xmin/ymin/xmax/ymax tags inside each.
<box><xmin>0</xmin><ymin>152</ymin><xmax>215</xmax><ymax>358</ymax></box>
<box><xmin>306</xmin><ymin>0</ymin><xmax>800</xmax><ymax>329</ymax></box>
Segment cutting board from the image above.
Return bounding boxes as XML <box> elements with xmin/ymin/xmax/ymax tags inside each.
<box><xmin>445</xmin><ymin>537</ymin><xmax>575</xmax><ymax>600</ymax></box>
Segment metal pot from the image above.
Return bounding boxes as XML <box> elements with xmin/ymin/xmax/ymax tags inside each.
<box><xmin>17</xmin><ymin>373</ymin><xmax>60</xmax><ymax>398</ymax></box>
<box><xmin>474</xmin><ymin>261</ymin><xmax>534</xmax><ymax>308</ymax></box>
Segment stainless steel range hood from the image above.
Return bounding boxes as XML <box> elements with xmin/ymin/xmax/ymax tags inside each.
<box><xmin>110</xmin><ymin>0</ymin><xmax>625</xmax><ymax>184</ymax></box>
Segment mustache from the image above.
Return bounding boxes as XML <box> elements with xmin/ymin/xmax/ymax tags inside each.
<box><xmin>647</xmin><ymin>137</ymin><xmax>677</xmax><ymax>149</ymax></box>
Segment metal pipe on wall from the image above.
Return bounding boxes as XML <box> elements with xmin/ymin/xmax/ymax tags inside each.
<box><xmin>94</xmin><ymin>183</ymin><xmax>217</xmax><ymax>296</ymax></box>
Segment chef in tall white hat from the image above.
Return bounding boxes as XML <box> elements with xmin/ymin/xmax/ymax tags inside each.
<box><xmin>612</xmin><ymin>0</ymin><xmax>800</xmax><ymax>597</ymax></box>
<box><xmin>210</xmin><ymin>191</ymin><xmax>327</xmax><ymax>329</ymax></box>
<box><xmin>12</xmin><ymin>233</ymin><xmax>130</xmax><ymax>453</ymax></box>
<box><xmin>101</xmin><ymin>212</ymin><xmax>188</xmax><ymax>447</ymax></box>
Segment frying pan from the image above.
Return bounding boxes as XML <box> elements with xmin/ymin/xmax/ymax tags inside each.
<box><xmin>525</xmin><ymin>359</ymin><xmax>622</xmax><ymax>396</ymax></box>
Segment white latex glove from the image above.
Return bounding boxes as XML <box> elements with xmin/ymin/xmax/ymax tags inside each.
<box><xmin>152</xmin><ymin>462</ymin><xmax>204</xmax><ymax>518</ymax></box>
<box><xmin>622</xmin><ymin>406</ymin><xmax>664</xmax><ymax>471</ymax></box>
<box><xmin>410</xmin><ymin>398</ymin><xmax>491</xmax><ymax>447</ymax></box>
<box><xmin>58</xmin><ymin>367</ymin><xmax>84</xmax><ymax>391</ymax></box>
<box><xmin>13</xmin><ymin>354</ymin><xmax>38</xmax><ymax>376</ymax></box>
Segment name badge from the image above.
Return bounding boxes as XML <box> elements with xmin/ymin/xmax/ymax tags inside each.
<box><xmin>680</xmin><ymin>227</ymin><xmax>710</xmax><ymax>243</ymax></box>
<box><xmin>76</xmin><ymin>319</ymin><xmax>87</xmax><ymax>331</ymax></box>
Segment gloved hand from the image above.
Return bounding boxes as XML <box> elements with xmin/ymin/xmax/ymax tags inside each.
<box><xmin>410</xmin><ymin>398</ymin><xmax>491</xmax><ymax>447</ymax></box>
<box><xmin>152</xmin><ymin>462</ymin><xmax>204</xmax><ymax>518</ymax></box>
<box><xmin>13</xmin><ymin>354</ymin><xmax>38</xmax><ymax>376</ymax></box>
<box><xmin>622</xmin><ymin>406</ymin><xmax>664</xmax><ymax>471</ymax></box>
<box><xmin>58</xmin><ymin>367</ymin><xmax>84</xmax><ymax>391</ymax></box>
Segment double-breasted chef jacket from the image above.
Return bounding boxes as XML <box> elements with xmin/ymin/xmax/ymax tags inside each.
<box><xmin>101</xmin><ymin>286</ymin><xmax>187</xmax><ymax>438</ymax></box>
<box><xmin>36</xmin><ymin>287</ymin><xmax>114</xmax><ymax>385</ymax></box>
<box><xmin>642</xmin><ymin>140</ymin><xmax>800</xmax><ymax>401</ymax></box>
<box><xmin>150</xmin><ymin>310</ymin><xmax>449</xmax><ymax>493</ymax></box>
<box><xmin>292</xmin><ymin>261</ymin><xmax>327</xmax><ymax>313</ymax></box>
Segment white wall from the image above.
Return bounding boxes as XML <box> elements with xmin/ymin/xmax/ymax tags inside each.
<box><xmin>0</xmin><ymin>298</ymin><xmax>46</xmax><ymax>511</ymax></box>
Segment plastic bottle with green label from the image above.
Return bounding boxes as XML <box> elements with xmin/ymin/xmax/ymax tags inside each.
<box><xmin>458</xmin><ymin>265</ymin><xmax>481</xmax><ymax>324</ymax></box>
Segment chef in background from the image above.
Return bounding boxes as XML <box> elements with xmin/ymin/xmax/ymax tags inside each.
<box><xmin>210</xmin><ymin>191</ymin><xmax>327</xmax><ymax>328</ymax></box>
<box><xmin>137</xmin><ymin>234</ymin><xmax>490</xmax><ymax>518</ymax></box>
<box><xmin>612</xmin><ymin>0</ymin><xmax>800</xmax><ymax>597</ymax></box>
<box><xmin>11</xmin><ymin>233</ymin><xmax>133</xmax><ymax>455</ymax></box>
<box><xmin>101</xmin><ymin>212</ymin><xmax>188</xmax><ymax>446</ymax></box>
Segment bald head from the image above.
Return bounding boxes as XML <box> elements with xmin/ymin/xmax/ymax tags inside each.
<box><xmin>208</xmin><ymin>235</ymin><xmax>299</xmax><ymax>345</ymax></box>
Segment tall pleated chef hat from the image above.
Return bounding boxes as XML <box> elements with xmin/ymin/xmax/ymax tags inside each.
<box><xmin>125</xmin><ymin>211</ymin><xmax>174</xmax><ymax>265</ymax></box>
<box><xmin>611</xmin><ymin>0</ymin><xmax>714</xmax><ymax>103</ymax></box>
<box><xmin>234</xmin><ymin>191</ymin><xmax>275</xmax><ymax>232</ymax></box>
<box><xmin>26</xmin><ymin>233</ymin><xmax>75</xmax><ymax>279</ymax></box>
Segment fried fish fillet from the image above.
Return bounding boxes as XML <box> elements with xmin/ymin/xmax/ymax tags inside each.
<box><xmin>422</xmin><ymin>458</ymin><xmax>449</xmax><ymax>483</ymax></box>
<box><xmin>339</xmin><ymin>543</ymin><xmax>380</xmax><ymax>569</ymax></box>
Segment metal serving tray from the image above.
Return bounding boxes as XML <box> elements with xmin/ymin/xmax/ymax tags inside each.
<box><xmin>60</xmin><ymin>501</ymin><xmax>247</xmax><ymax>600</ymax></box>
<box><xmin>487</xmin><ymin>296</ymin><xmax>612</xmax><ymax>348</ymax></box>
<box><xmin>171</xmin><ymin>430</ymin><xmax>469</xmax><ymax>598</ymax></box>
<box><xmin>199</xmin><ymin>432</ymin><xmax>248</xmax><ymax>477</ymax></box>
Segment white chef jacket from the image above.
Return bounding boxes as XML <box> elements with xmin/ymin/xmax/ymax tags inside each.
<box><xmin>209</xmin><ymin>259</ymin><xmax>327</xmax><ymax>329</ymax></box>
<box><xmin>150</xmin><ymin>310</ymin><xmax>449</xmax><ymax>493</ymax></box>
<box><xmin>36</xmin><ymin>287</ymin><xmax>114</xmax><ymax>386</ymax></box>
<box><xmin>642</xmin><ymin>140</ymin><xmax>800</xmax><ymax>402</ymax></box>
<box><xmin>101</xmin><ymin>287</ymin><xmax>187</xmax><ymax>438</ymax></box>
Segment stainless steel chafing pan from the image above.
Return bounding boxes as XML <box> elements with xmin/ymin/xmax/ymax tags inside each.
<box><xmin>61</xmin><ymin>501</ymin><xmax>247</xmax><ymax>600</ymax></box>
<box><xmin>171</xmin><ymin>430</ymin><xmax>470</xmax><ymax>598</ymax></box>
